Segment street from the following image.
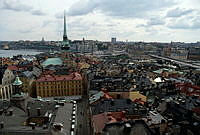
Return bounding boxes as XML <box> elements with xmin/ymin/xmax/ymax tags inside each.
<box><xmin>76</xmin><ymin>96</ymin><xmax>90</xmax><ymax>135</ymax></box>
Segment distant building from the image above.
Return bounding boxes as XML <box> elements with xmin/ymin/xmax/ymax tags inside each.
<box><xmin>188</xmin><ymin>47</ymin><xmax>200</xmax><ymax>60</ymax></box>
<box><xmin>71</xmin><ymin>39</ymin><xmax>98</xmax><ymax>53</ymax></box>
<box><xmin>36</xmin><ymin>72</ymin><xmax>83</xmax><ymax>97</ymax></box>
<box><xmin>170</xmin><ymin>48</ymin><xmax>188</xmax><ymax>60</ymax></box>
<box><xmin>41</xmin><ymin>37</ymin><xmax>45</xmax><ymax>42</ymax></box>
<box><xmin>111</xmin><ymin>37</ymin><xmax>116</xmax><ymax>43</ymax></box>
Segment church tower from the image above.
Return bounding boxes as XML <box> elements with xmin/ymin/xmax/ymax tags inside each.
<box><xmin>61</xmin><ymin>11</ymin><xmax>70</xmax><ymax>50</ymax></box>
<box><xmin>63</xmin><ymin>11</ymin><xmax>68</xmax><ymax>41</ymax></box>
<box><xmin>11</xmin><ymin>76</ymin><xmax>27</xmax><ymax>111</ymax></box>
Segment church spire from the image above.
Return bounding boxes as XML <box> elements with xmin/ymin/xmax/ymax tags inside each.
<box><xmin>61</xmin><ymin>10</ymin><xmax>70</xmax><ymax>51</ymax></box>
<box><xmin>63</xmin><ymin>11</ymin><xmax>68</xmax><ymax>41</ymax></box>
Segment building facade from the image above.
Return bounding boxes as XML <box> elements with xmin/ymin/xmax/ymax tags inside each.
<box><xmin>36</xmin><ymin>72</ymin><xmax>83</xmax><ymax>97</ymax></box>
<box><xmin>111</xmin><ymin>37</ymin><xmax>116</xmax><ymax>43</ymax></box>
<box><xmin>0</xmin><ymin>68</ymin><xmax>15</xmax><ymax>99</ymax></box>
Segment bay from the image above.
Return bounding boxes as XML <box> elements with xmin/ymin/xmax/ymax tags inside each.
<box><xmin>0</xmin><ymin>49</ymin><xmax>42</xmax><ymax>58</ymax></box>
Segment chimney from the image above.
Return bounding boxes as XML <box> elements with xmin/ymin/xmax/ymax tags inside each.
<box><xmin>37</xmin><ymin>108</ymin><xmax>41</xmax><ymax>116</ymax></box>
<box><xmin>0</xmin><ymin>109</ymin><xmax>3</xmax><ymax>115</ymax></box>
<box><xmin>27</xmin><ymin>107</ymin><xmax>30</xmax><ymax>116</ymax></box>
<box><xmin>107</xmin><ymin>112</ymin><xmax>112</xmax><ymax>116</ymax></box>
<box><xmin>9</xmin><ymin>109</ymin><xmax>13</xmax><ymax>116</ymax></box>
<box><xmin>30</xmin><ymin>122</ymin><xmax>36</xmax><ymax>130</ymax></box>
<box><xmin>0</xmin><ymin>122</ymin><xmax>4</xmax><ymax>129</ymax></box>
<box><xmin>111</xmin><ymin>99</ymin><xmax>114</xmax><ymax>106</ymax></box>
<box><xmin>124</xmin><ymin>123</ymin><xmax>131</xmax><ymax>133</ymax></box>
<box><xmin>43</xmin><ymin>125</ymin><xmax>48</xmax><ymax>129</ymax></box>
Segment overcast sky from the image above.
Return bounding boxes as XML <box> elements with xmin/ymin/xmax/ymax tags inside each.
<box><xmin>0</xmin><ymin>0</ymin><xmax>200</xmax><ymax>42</ymax></box>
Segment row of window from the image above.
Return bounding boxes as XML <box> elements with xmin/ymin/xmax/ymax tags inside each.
<box><xmin>0</xmin><ymin>85</ymin><xmax>13</xmax><ymax>99</ymax></box>
<box><xmin>37</xmin><ymin>80</ymin><xmax>81</xmax><ymax>85</ymax></box>
<box><xmin>37</xmin><ymin>89</ymin><xmax>82</xmax><ymax>97</ymax></box>
<box><xmin>37</xmin><ymin>85</ymin><xmax>82</xmax><ymax>89</ymax></box>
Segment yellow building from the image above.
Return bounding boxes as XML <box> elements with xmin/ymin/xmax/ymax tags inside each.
<box><xmin>107</xmin><ymin>90</ymin><xmax>147</xmax><ymax>103</ymax></box>
<box><xmin>36</xmin><ymin>72</ymin><xmax>83</xmax><ymax>97</ymax></box>
<box><xmin>129</xmin><ymin>91</ymin><xmax>147</xmax><ymax>102</ymax></box>
<box><xmin>20</xmin><ymin>77</ymin><xmax>35</xmax><ymax>96</ymax></box>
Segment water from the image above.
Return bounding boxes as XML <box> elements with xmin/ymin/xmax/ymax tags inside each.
<box><xmin>0</xmin><ymin>49</ymin><xmax>42</xmax><ymax>58</ymax></box>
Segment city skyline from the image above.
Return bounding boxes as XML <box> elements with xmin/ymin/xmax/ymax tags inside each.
<box><xmin>0</xmin><ymin>0</ymin><xmax>200</xmax><ymax>42</ymax></box>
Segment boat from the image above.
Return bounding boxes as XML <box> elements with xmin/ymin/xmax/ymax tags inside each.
<box><xmin>2</xmin><ymin>44</ymin><xmax>10</xmax><ymax>50</ymax></box>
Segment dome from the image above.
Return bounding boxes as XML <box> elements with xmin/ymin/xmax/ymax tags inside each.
<box><xmin>42</xmin><ymin>58</ymin><xmax>63</xmax><ymax>67</ymax></box>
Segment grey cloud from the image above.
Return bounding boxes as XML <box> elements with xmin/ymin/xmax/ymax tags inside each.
<box><xmin>31</xmin><ymin>10</ymin><xmax>47</xmax><ymax>16</ymax></box>
<box><xmin>69</xmin><ymin>19</ymin><xmax>93</xmax><ymax>31</ymax></box>
<box><xmin>168</xmin><ymin>16</ymin><xmax>200</xmax><ymax>29</ymax></box>
<box><xmin>136</xmin><ymin>24</ymin><xmax>146</xmax><ymax>28</ymax></box>
<box><xmin>145</xmin><ymin>28</ymin><xmax>158</xmax><ymax>34</ymax></box>
<box><xmin>68</xmin><ymin>0</ymin><xmax>176</xmax><ymax>18</ymax></box>
<box><xmin>107</xmin><ymin>24</ymin><xmax>116</xmax><ymax>27</ymax></box>
<box><xmin>55</xmin><ymin>12</ymin><xmax>63</xmax><ymax>19</ymax></box>
<box><xmin>166</xmin><ymin>8</ymin><xmax>194</xmax><ymax>18</ymax></box>
<box><xmin>68</xmin><ymin>0</ymin><xmax>98</xmax><ymax>16</ymax></box>
<box><xmin>2</xmin><ymin>0</ymin><xmax>32</xmax><ymax>12</ymax></box>
<box><xmin>2</xmin><ymin>0</ymin><xmax>47</xmax><ymax>16</ymax></box>
<box><xmin>147</xmin><ymin>18</ymin><xmax>165</xmax><ymax>26</ymax></box>
<box><xmin>18</xmin><ymin>29</ymin><xmax>33</xmax><ymax>33</ymax></box>
<box><xmin>42</xmin><ymin>20</ymin><xmax>55</xmax><ymax>28</ymax></box>
<box><xmin>137</xmin><ymin>18</ymin><xmax>165</xmax><ymax>28</ymax></box>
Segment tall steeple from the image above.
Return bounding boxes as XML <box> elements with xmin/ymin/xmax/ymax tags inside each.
<box><xmin>61</xmin><ymin>11</ymin><xmax>70</xmax><ymax>51</ymax></box>
<box><xmin>63</xmin><ymin>11</ymin><xmax>68</xmax><ymax>41</ymax></box>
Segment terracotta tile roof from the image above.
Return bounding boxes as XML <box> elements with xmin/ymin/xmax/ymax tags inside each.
<box><xmin>42</xmin><ymin>70</ymin><xmax>55</xmax><ymax>75</ymax></box>
<box><xmin>134</xmin><ymin>98</ymin><xmax>145</xmax><ymax>105</ymax></box>
<box><xmin>7</xmin><ymin>65</ymin><xmax>18</xmax><ymax>71</ymax></box>
<box><xmin>92</xmin><ymin>112</ymin><xmax>127</xmax><ymax>133</ymax></box>
<box><xmin>101</xmin><ymin>89</ymin><xmax>113</xmax><ymax>99</ymax></box>
<box><xmin>36</xmin><ymin>72</ymin><xmax>82</xmax><ymax>82</ymax></box>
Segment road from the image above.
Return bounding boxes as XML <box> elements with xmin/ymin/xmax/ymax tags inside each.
<box><xmin>76</xmin><ymin>96</ymin><xmax>90</xmax><ymax>135</ymax></box>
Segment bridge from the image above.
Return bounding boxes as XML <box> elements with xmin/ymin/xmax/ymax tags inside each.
<box><xmin>149</xmin><ymin>55</ymin><xmax>200</xmax><ymax>69</ymax></box>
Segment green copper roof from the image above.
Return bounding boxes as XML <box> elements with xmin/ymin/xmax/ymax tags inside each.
<box><xmin>12</xmin><ymin>93</ymin><xmax>25</xmax><ymax>98</ymax></box>
<box><xmin>62</xmin><ymin>40</ymin><xmax>70</xmax><ymax>46</ymax></box>
<box><xmin>42</xmin><ymin>58</ymin><xmax>63</xmax><ymax>67</ymax></box>
<box><xmin>13</xmin><ymin>76</ymin><xmax>23</xmax><ymax>86</ymax></box>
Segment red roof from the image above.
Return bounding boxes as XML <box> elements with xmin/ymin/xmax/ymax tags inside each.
<box><xmin>101</xmin><ymin>89</ymin><xmax>113</xmax><ymax>99</ymax></box>
<box><xmin>36</xmin><ymin>72</ymin><xmax>82</xmax><ymax>82</ymax></box>
<box><xmin>134</xmin><ymin>98</ymin><xmax>145</xmax><ymax>105</ymax></box>
<box><xmin>7</xmin><ymin>65</ymin><xmax>18</xmax><ymax>71</ymax></box>
<box><xmin>92</xmin><ymin>112</ymin><xmax>127</xmax><ymax>133</ymax></box>
<box><xmin>42</xmin><ymin>70</ymin><xmax>55</xmax><ymax>75</ymax></box>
